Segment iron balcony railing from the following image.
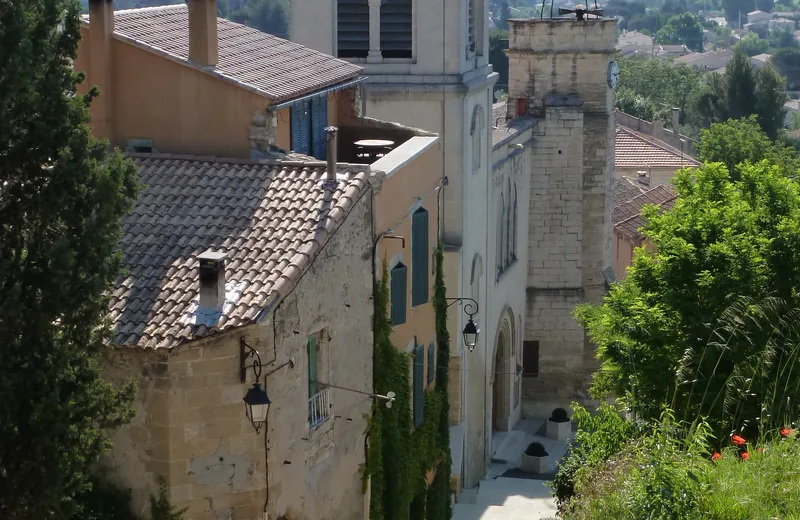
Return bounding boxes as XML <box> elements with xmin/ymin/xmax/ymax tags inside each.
<box><xmin>308</xmin><ymin>386</ymin><xmax>331</xmax><ymax>430</ymax></box>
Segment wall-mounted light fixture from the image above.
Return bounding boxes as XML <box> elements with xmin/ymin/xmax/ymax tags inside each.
<box><xmin>446</xmin><ymin>298</ymin><xmax>480</xmax><ymax>352</ymax></box>
<box><xmin>240</xmin><ymin>337</ymin><xmax>294</xmax><ymax>433</ymax></box>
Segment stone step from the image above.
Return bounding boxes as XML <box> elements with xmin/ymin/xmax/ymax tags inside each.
<box><xmin>476</xmin><ymin>477</ymin><xmax>557</xmax><ymax>517</ymax></box>
<box><xmin>452</xmin><ymin>503</ymin><xmax>555</xmax><ymax>520</ymax></box>
<box><xmin>490</xmin><ymin>430</ymin><xmax>528</xmax><ymax>463</ymax></box>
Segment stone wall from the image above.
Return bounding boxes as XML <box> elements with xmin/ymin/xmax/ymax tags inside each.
<box><xmin>509</xmin><ymin>18</ymin><xmax>616</xmax><ymax>417</ymax></box>
<box><xmin>104</xmin><ymin>189</ymin><xmax>374</xmax><ymax>520</ymax></box>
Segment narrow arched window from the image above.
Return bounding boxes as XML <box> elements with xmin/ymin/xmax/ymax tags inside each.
<box><xmin>512</xmin><ymin>183</ymin><xmax>518</xmax><ymax>260</ymax></box>
<box><xmin>497</xmin><ymin>194</ymin><xmax>504</xmax><ymax>276</ymax></box>
<box><xmin>505</xmin><ymin>179</ymin><xmax>511</xmax><ymax>266</ymax></box>
<box><xmin>471</xmin><ymin>106</ymin><xmax>484</xmax><ymax>171</ymax></box>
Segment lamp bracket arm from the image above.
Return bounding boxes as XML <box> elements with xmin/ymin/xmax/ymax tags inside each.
<box><xmin>445</xmin><ymin>297</ymin><xmax>479</xmax><ymax>317</ymax></box>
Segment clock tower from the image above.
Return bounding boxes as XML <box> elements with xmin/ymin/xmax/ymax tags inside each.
<box><xmin>505</xmin><ymin>17</ymin><xmax>618</xmax><ymax>415</ymax></box>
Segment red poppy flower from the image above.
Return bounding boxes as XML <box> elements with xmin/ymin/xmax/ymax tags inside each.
<box><xmin>732</xmin><ymin>434</ymin><xmax>746</xmax><ymax>446</ymax></box>
<box><xmin>712</xmin><ymin>452</ymin><xmax>722</xmax><ymax>461</ymax></box>
<box><xmin>741</xmin><ymin>452</ymin><xmax>750</xmax><ymax>460</ymax></box>
<box><xmin>781</xmin><ymin>427</ymin><xmax>793</xmax><ymax>438</ymax></box>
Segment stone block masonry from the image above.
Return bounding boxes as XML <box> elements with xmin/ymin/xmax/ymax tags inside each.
<box><xmin>510</xmin><ymin>17</ymin><xmax>617</xmax><ymax>415</ymax></box>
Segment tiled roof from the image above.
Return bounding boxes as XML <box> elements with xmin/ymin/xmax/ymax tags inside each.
<box><xmin>614</xmin><ymin>184</ymin><xmax>678</xmax><ymax>239</ymax></box>
<box><xmin>615</xmin><ymin>126</ymin><xmax>700</xmax><ymax>169</ymax></box>
<box><xmin>613</xmin><ymin>176</ymin><xmax>646</xmax><ymax>208</ymax></box>
<box><xmin>110</xmin><ymin>155</ymin><xmax>372</xmax><ymax>349</ymax></box>
<box><xmin>94</xmin><ymin>5</ymin><xmax>362</xmax><ymax>102</ymax></box>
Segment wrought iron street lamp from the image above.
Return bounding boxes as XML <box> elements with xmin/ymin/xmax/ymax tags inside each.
<box><xmin>243</xmin><ymin>382</ymin><xmax>271</xmax><ymax>433</ymax></box>
<box><xmin>446</xmin><ymin>298</ymin><xmax>480</xmax><ymax>352</ymax></box>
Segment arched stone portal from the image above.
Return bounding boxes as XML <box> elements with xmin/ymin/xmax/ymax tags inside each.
<box><xmin>491</xmin><ymin>310</ymin><xmax>514</xmax><ymax>432</ymax></box>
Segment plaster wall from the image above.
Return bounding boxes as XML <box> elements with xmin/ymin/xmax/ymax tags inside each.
<box><xmin>103</xmin><ymin>192</ymin><xmax>374</xmax><ymax>520</ymax></box>
<box><xmin>613</xmin><ymin>232</ymin><xmax>640</xmax><ymax>281</ymax></box>
<box><xmin>616</xmin><ymin>166</ymin><xmax>681</xmax><ymax>188</ymax></box>
<box><xmin>373</xmin><ymin>137</ymin><xmax>442</xmax><ymax>360</ymax></box>
<box><xmin>74</xmin><ymin>26</ymin><xmax>344</xmax><ymax>158</ymax></box>
<box><xmin>290</xmin><ymin>0</ymin><xmax>490</xmax><ymax>76</ymax></box>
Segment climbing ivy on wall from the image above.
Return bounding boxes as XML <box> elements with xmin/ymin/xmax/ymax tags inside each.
<box><xmin>366</xmin><ymin>246</ymin><xmax>452</xmax><ymax>520</ymax></box>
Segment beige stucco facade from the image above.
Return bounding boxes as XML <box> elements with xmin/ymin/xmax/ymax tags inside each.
<box><xmin>103</xmin><ymin>192</ymin><xmax>374</xmax><ymax>520</ymax></box>
<box><xmin>73</xmin><ymin>22</ymin><xmax>345</xmax><ymax>159</ymax></box>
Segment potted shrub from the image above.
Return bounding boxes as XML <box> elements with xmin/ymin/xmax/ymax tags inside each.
<box><xmin>521</xmin><ymin>442</ymin><xmax>550</xmax><ymax>474</ymax></box>
<box><xmin>546</xmin><ymin>407</ymin><xmax>572</xmax><ymax>440</ymax></box>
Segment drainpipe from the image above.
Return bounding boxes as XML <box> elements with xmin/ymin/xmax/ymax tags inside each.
<box><xmin>326</xmin><ymin>126</ymin><xmax>338</xmax><ymax>181</ymax></box>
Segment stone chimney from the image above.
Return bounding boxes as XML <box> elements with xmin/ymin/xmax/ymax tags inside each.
<box><xmin>188</xmin><ymin>0</ymin><xmax>218</xmax><ymax>67</ymax></box>
<box><xmin>88</xmin><ymin>0</ymin><xmax>114</xmax><ymax>141</ymax></box>
<box><xmin>198</xmin><ymin>250</ymin><xmax>227</xmax><ymax>310</ymax></box>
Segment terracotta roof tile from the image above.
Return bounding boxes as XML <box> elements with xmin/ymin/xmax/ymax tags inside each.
<box><xmin>615</xmin><ymin>126</ymin><xmax>700</xmax><ymax>169</ymax></box>
<box><xmin>95</xmin><ymin>5</ymin><xmax>362</xmax><ymax>102</ymax></box>
<box><xmin>614</xmin><ymin>184</ymin><xmax>678</xmax><ymax>239</ymax></box>
<box><xmin>110</xmin><ymin>155</ymin><xmax>371</xmax><ymax>349</ymax></box>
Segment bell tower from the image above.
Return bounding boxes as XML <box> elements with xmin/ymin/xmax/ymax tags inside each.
<box><xmin>506</xmin><ymin>17</ymin><xmax>618</xmax><ymax>413</ymax></box>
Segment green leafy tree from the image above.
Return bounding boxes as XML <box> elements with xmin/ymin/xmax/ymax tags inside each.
<box><xmin>734</xmin><ymin>32</ymin><xmax>769</xmax><ymax>56</ymax></box>
<box><xmin>756</xmin><ymin>0</ymin><xmax>774</xmax><ymax>10</ymax></box>
<box><xmin>617</xmin><ymin>55</ymin><xmax>702</xmax><ymax>116</ymax></box>
<box><xmin>771</xmin><ymin>47</ymin><xmax>800</xmax><ymax>89</ymax></box>
<box><xmin>754</xmin><ymin>63</ymin><xmax>788</xmax><ymax>138</ymax></box>
<box><xmin>230</xmin><ymin>0</ymin><xmax>289</xmax><ymax>38</ymax></box>
<box><xmin>696</xmin><ymin>116</ymin><xmax>785</xmax><ymax>176</ymax></box>
<box><xmin>769</xmin><ymin>28</ymin><xmax>798</xmax><ymax>49</ymax></box>
<box><xmin>0</xmin><ymin>0</ymin><xmax>139</xmax><ymax>517</ymax></box>
<box><xmin>489</xmin><ymin>29</ymin><xmax>509</xmax><ymax>89</ymax></box>
<box><xmin>656</xmin><ymin>12</ymin><xmax>705</xmax><ymax>51</ymax></box>
<box><xmin>722</xmin><ymin>0</ymin><xmax>755</xmax><ymax>24</ymax></box>
<box><xmin>726</xmin><ymin>48</ymin><xmax>758</xmax><ymax>119</ymax></box>
<box><xmin>576</xmin><ymin>161</ymin><xmax>800</xmax><ymax>438</ymax></box>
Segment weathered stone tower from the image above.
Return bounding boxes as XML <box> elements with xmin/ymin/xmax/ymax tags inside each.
<box><xmin>506</xmin><ymin>18</ymin><xmax>617</xmax><ymax>414</ymax></box>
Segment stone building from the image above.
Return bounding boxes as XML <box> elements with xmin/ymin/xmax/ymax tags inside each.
<box><xmin>106</xmin><ymin>154</ymin><xmax>377</xmax><ymax>519</ymax></box>
<box><xmin>504</xmin><ymin>17</ymin><xmax>618</xmax><ymax>418</ymax></box>
<box><xmin>74</xmin><ymin>1</ymin><xmax>445</xmax><ymax>518</ymax></box>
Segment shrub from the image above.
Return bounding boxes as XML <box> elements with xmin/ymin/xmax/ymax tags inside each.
<box><xmin>550</xmin><ymin>407</ymin><xmax>570</xmax><ymax>423</ymax></box>
<box><xmin>548</xmin><ymin>402</ymin><xmax>642</xmax><ymax>508</ymax></box>
<box><xmin>525</xmin><ymin>442</ymin><xmax>548</xmax><ymax>457</ymax></box>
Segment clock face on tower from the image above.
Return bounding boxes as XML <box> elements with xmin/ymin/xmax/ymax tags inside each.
<box><xmin>607</xmin><ymin>61</ymin><xmax>619</xmax><ymax>89</ymax></box>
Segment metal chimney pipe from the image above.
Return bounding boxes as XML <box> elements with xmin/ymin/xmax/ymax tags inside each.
<box><xmin>326</xmin><ymin>126</ymin><xmax>338</xmax><ymax>182</ymax></box>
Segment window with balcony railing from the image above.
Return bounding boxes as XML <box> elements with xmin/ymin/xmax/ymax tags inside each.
<box><xmin>308</xmin><ymin>386</ymin><xmax>331</xmax><ymax>430</ymax></box>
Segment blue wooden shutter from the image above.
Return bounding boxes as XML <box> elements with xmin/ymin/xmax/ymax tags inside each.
<box><xmin>308</xmin><ymin>336</ymin><xmax>317</xmax><ymax>397</ymax></box>
<box><xmin>291</xmin><ymin>99</ymin><xmax>311</xmax><ymax>155</ymax></box>
<box><xmin>411</xmin><ymin>208</ymin><xmax>429</xmax><ymax>306</ymax></box>
<box><xmin>390</xmin><ymin>263</ymin><xmax>407</xmax><ymax>325</ymax></box>
<box><xmin>413</xmin><ymin>345</ymin><xmax>425</xmax><ymax>427</ymax></box>
<box><xmin>427</xmin><ymin>344</ymin><xmax>435</xmax><ymax>384</ymax></box>
<box><xmin>311</xmin><ymin>95</ymin><xmax>328</xmax><ymax>160</ymax></box>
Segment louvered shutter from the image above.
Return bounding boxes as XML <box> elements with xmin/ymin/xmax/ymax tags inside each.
<box><xmin>291</xmin><ymin>99</ymin><xmax>311</xmax><ymax>155</ymax></box>
<box><xmin>311</xmin><ymin>95</ymin><xmax>328</xmax><ymax>160</ymax></box>
<box><xmin>427</xmin><ymin>344</ymin><xmax>435</xmax><ymax>384</ymax></box>
<box><xmin>338</xmin><ymin>0</ymin><xmax>370</xmax><ymax>58</ymax></box>
<box><xmin>411</xmin><ymin>208</ymin><xmax>429</xmax><ymax>306</ymax></box>
<box><xmin>468</xmin><ymin>0</ymin><xmax>475</xmax><ymax>52</ymax></box>
<box><xmin>380</xmin><ymin>0</ymin><xmax>412</xmax><ymax>58</ymax></box>
<box><xmin>308</xmin><ymin>336</ymin><xmax>318</xmax><ymax>397</ymax></box>
<box><xmin>390</xmin><ymin>263</ymin><xmax>407</xmax><ymax>325</ymax></box>
<box><xmin>413</xmin><ymin>344</ymin><xmax>424</xmax><ymax>427</ymax></box>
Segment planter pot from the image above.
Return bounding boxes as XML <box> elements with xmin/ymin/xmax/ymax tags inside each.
<box><xmin>521</xmin><ymin>452</ymin><xmax>550</xmax><ymax>474</ymax></box>
<box><xmin>546</xmin><ymin>419</ymin><xmax>572</xmax><ymax>441</ymax></box>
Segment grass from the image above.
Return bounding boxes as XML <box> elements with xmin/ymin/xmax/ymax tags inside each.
<box><xmin>701</xmin><ymin>438</ymin><xmax>800</xmax><ymax>520</ymax></box>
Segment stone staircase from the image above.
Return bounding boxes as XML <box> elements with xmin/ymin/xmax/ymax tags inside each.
<box><xmin>451</xmin><ymin>477</ymin><xmax>558</xmax><ymax>520</ymax></box>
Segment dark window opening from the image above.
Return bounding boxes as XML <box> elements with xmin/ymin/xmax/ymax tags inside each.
<box><xmin>522</xmin><ymin>340</ymin><xmax>539</xmax><ymax>377</ymax></box>
<box><xmin>380</xmin><ymin>0</ymin><xmax>412</xmax><ymax>59</ymax></box>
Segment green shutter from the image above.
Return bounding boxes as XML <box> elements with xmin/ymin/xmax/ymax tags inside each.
<box><xmin>308</xmin><ymin>336</ymin><xmax>317</xmax><ymax>397</ymax></box>
<box><xmin>413</xmin><ymin>344</ymin><xmax>425</xmax><ymax>427</ymax></box>
<box><xmin>411</xmin><ymin>208</ymin><xmax>429</xmax><ymax>306</ymax></box>
<box><xmin>427</xmin><ymin>344</ymin><xmax>435</xmax><ymax>384</ymax></box>
<box><xmin>390</xmin><ymin>263</ymin><xmax>407</xmax><ymax>325</ymax></box>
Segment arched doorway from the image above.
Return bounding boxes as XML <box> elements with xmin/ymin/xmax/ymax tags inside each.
<box><xmin>492</xmin><ymin>327</ymin><xmax>511</xmax><ymax>431</ymax></box>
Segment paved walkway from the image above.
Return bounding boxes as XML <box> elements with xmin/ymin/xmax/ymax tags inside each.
<box><xmin>451</xmin><ymin>418</ymin><xmax>570</xmax><ymax>520</ymax></box>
